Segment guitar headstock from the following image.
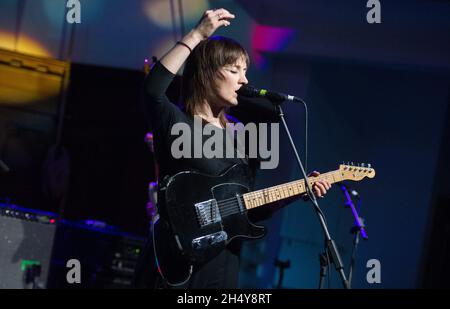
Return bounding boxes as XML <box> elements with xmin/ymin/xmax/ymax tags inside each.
<box><xmin>339</xmin><ymin>163</ymin><xmax>376</xmax><ymax>181</ymax></box>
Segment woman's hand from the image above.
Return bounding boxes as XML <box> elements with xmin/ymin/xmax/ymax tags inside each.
<box><xmin>192</xmin><ymin>8</ymin><xmax>235</xmax><ymax>40</ymax></box>
<box><xmin>159</xmin><ymin>9</ymin><xmax>235</xmax><ymax>76</ymax></box>
<box><xmin>308</xmin><ymin>171</ymin><xmax>331</xmax><ymax>198</ymax></box>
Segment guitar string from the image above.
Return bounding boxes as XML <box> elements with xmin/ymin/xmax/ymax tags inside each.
<box><xmin>216</xmin><ymin>181</ymin><xmax>322</xmax><ymax>217</ymax></box>
<box><xmin>217</xmin><ymin>184</ymin><xmax>305</xmax><ymax>216</ymax></box>
<box><xmin>214</xmin><ymin>187</ymin><xmax>301</xmax><ymax>217</ymax></box>
<box><xmin>202</xmin><ymin>172</ymin><xmax>337</xmax><ymax>210</ymax></box>
<box><xmin>214</xmin><ymin>182</ymin><xmax>304</xmax><ymax>206</ymax></box>
<box><xmin>205</xmin><ymin>172</ymin><xmax>343</xmax><ymax>218</ymax></box>
<box><xmin>207</xmin><ymin>194</ymin><xmax>304</xmax><ymax>221</ymax></box>
<box><xmin>197</xmin><ymin>171</ymin><xmax>364</xmax><ymax>220</ymax></box>
<box><xmin>215</xmin><ymin>199</ymin><xmax>241</xmax><ymax>217</ymax></box>
<box><xmin>199</xmin><ymin>189</ymin><xmax>297</xmax><ymax>220</ymax></box>
<box><xmin>213</xmin><ymin>197</ymin><xmax>243</xmax><ymax>218</ymax></box>
<box><xmin>217</xmin><ymin>192</ymin><xmax>281</xmax><ymax>217</ymax></box>
<box><xmin>216</xmin><ymin>172</ymin><xmax>340</xmax><ymax>215</ymax></box>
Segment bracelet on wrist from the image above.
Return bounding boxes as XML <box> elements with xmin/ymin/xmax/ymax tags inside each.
<box><xmin>176</xmin><ymin>41</ymin><xmax>193</xmax><ymax>53</ymax></box>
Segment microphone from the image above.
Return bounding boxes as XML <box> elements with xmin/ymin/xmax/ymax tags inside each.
<box><xmin>237</xmin><ymin>85</ymin><xmax>302</xmax><ymax>103</ymax></box>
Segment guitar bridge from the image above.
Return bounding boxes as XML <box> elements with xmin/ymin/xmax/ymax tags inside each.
<box><xmin>195</xmin><ymin>199</ymin><xmax>221</xmax><ymax>227</ymax></box>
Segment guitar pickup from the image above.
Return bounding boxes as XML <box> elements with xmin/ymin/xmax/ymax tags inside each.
<box><xmin>192</xmin><ymin>231</ymin><xmax>228</xmax><ymax>250</ymax></box>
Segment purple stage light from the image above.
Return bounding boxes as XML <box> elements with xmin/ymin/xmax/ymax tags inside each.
<box><xmin>251</xmin><ymin>24</ymin><xmax>296</xmax><ymax>69</ymax></box>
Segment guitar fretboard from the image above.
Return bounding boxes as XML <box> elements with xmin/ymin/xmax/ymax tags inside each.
<box><xmin>242</xmin><ymin>170</ymin><xmax>343</xmax><ymax>210</ymax></box>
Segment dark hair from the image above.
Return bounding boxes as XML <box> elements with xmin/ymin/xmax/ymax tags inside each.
<box><xmin>182</xmin><ymin>36</ymin><xmax>249</xmax><ymax>127</ymax></box>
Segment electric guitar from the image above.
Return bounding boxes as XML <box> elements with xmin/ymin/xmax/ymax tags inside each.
<box><xmin>155</xmin><ymin>163</ymin><xmax>375</xmax><ymax>278</ymax></box>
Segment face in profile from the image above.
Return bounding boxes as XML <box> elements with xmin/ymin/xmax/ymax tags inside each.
<box><xmin>210</xmin><ymin>56</ymin><xmax>248</xmax><ymax>108</ymax></box>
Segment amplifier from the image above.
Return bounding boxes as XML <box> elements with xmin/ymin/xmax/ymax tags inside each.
<box><xmin>48</xmin><ymin>220</ymin><xmax>145</xmax><ymax>288</ymax></box>
<box><xmin>0</xmin><ymin>203</ymin><xmax>57</xmax><ymax>288</ymax></box>
<box><xmin>0</xmin><ymin>203</ymin><xmax>145</xmax><ymax>288</ymax></box>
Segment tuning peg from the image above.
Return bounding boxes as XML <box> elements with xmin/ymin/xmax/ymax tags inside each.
<box><xmin>351</xmin><ymin>162</ymin><xmax>354</xmax><ymax>166</ymax></box>
<box><xmin>368</xmin><ymin>163</ymin><xmax>372</xmax><ymax>168</ymax></box>
<box><xmin>361</xmin><ymin>163</ymin><xmax>368</xmax><ymax>172</ymax></box>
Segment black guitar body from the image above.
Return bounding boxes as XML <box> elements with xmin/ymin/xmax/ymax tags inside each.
<box><xmin>149</xmin><ymin>161</ymin><xmax>375</xmax><ymax>284</ymax></box>
<box><xmin>156</xmin><ymin>164</ymin><xmax>265</xmax><ymax>274</ymax></box>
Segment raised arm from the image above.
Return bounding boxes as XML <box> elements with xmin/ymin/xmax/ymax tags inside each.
<box><xmin>143</xmin><ymin>9</ymin><xmax>236</xmax><ymax>132</ymax></box>
<box><xmin>159</xmin><ymin>8</ymin><xmax>235</xmax><ymax>74</ymax></box>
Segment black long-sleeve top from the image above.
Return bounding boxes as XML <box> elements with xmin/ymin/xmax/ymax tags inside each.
<box><xmin>142</xmin><ymin>61</ymin><xmax>280</xmax><ymax>222</ymax></box>
<box><xmin>144</xmin><ymin>62</ymin><xmax>243</xmax><ymax>181</ymax></box>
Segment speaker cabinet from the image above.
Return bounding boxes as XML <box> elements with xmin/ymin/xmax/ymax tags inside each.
<box><xmin>0</xmin><ymin>204</ymin><xmax>57</xmax><ymax>288</ymax></box>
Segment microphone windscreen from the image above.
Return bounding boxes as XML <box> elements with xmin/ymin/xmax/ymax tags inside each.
<box><xmin>236</xmin><ymin>85</ymin><xmax>257</xmax><ymax>98</ymax></box>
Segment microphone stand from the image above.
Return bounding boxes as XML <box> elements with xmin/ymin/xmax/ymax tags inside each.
<box><xmin>318</xmin><ymin>252</ymin><xmax>329</xmax><ymax>289</ymax></box>
<box><xmin>274</xmin><ymin>258</ymin><xmax>291</xmax><ymax>289</ymax></box>
<box><xmin>340</xmin><ymin>184</ymin><xmax>368</xmax><ymax>288</ymax></box>
<box><xmin>275</xmin><ymin>104</ymin><xmax>350</xmax><ymax>289</ymax></box>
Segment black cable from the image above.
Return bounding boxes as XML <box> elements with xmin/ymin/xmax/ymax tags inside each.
<box><xmin>300</xmin><ymin>99</ymin><xmax>308</xmax><ymax>174</ymax></box>
<box><xmin>152</xmin><ymin>221</ymin><xmax>193</xmax><ymax>287</ymax></box>
<box><xmin>294</xmin><ymin>98</ymin><xmax>328</xmax><ymax>225</ymax></box>
<box><xmin>280</xmin><ymin>99</ymin><xmax>349</xmax><ymax>288</ymax></box>
<box><xmin>326</xmin><ymin>248</ymin><xmax>331</xmax><ymax>288</ymax></box>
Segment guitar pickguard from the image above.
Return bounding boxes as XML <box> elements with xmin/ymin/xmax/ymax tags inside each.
<box><xmin>162</xmin><ymin>164</ymin><xmax>265</xmax><ymax>265</ymax></box>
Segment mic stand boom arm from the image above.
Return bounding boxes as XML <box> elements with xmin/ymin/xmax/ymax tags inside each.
<box><xmin>340</xmin><ymin>184</ymin><xmax>368</xmax><ymax>288</ymax></box>
<box><xmin>275</xmin><ymin>103</ymin><xmax>350</xmax><ymax>289</ymax></box>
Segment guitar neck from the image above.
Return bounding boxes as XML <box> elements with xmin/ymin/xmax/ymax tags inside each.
<box><xmin>242</xmin><ymin>170</ymin><xmax>343</xmax><ymax>210</ymax></box>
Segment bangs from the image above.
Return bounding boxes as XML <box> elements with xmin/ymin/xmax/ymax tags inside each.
<box><xmin>204</xmin><ymin>36</ymin><xmax>250</xmax><ymax>71</ymax></box>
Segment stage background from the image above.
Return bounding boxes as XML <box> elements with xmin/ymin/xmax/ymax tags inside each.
<box><xmin>0</xmin><ymin>0</ymin><xmax>449</xmax><ymax>288</ymax></box>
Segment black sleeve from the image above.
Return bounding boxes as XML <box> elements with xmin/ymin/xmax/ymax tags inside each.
<box><xmin>142</xmin><ymin>62</ymin><xmax>184</xmax><ymax>135</ymax></box>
